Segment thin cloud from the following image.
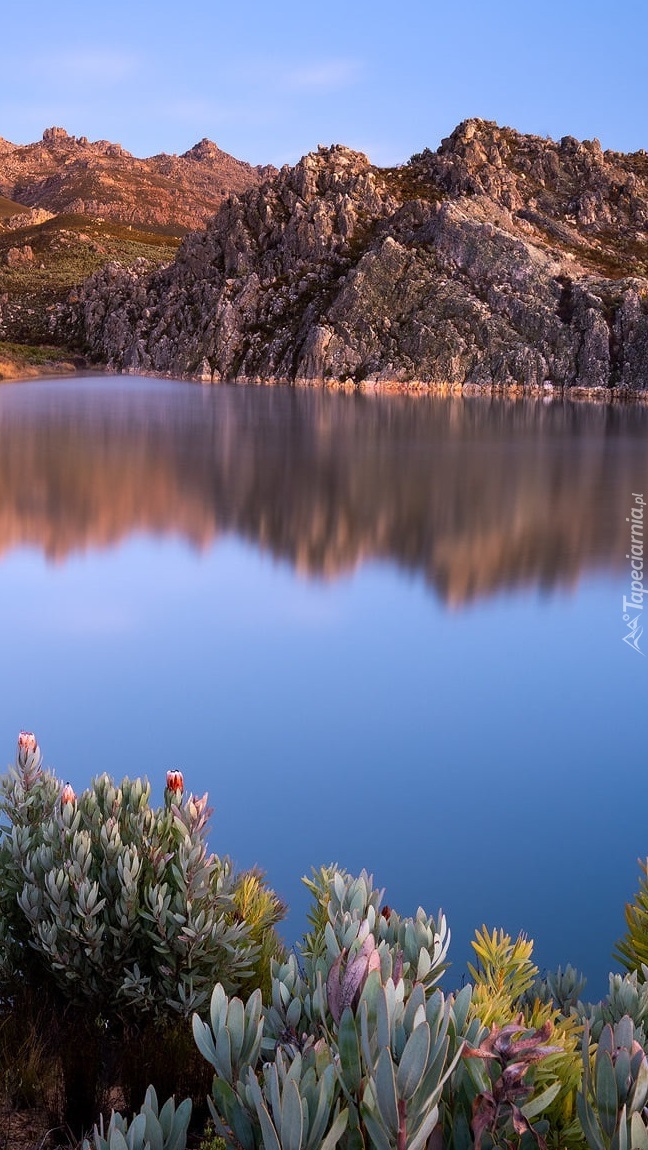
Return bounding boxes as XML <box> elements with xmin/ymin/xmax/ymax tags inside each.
<box><xmin>281</xmin><ymin>58</ymin><xmax>363</xmax><ymax>92</ymax></box>
<box><xmin>26</xmin><ymin>48</ymin><xmax>141</xmax><ymax>86</ymax></box>
<box><xmin>161</xmin><ymin>98</ymin><xmax>226</xmax><ymax>124</ymax></box>
<box><xmin>159</xmin><ymin>96</ymin><xmax>280</xmax><ymax>131</ymax></box>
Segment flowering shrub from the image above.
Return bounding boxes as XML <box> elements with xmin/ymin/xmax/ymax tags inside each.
<box><xmin>0</xmin><ymin>732</ymin><xmax>285</xmax><ymax>1131</ymax></box>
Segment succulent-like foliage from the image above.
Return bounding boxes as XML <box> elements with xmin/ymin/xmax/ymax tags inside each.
<box><xmin>195</xmin><ymin>984</ymin><xmax>348</xmax><ymax>1149</ymax></box>
<box><xmin>326</xmin><ymin>929</ymin><xmax>382</xmax><ymax>1025</ymax></box>
<box><xmin>0</xmin><ymin>733</ymin><xmax>284</xmax><ymax>1131</ymax></box>
<box><xmin>193</xmin><ymin>984</ymin><xmax>265</xmax><ymax>1087</ymax></box>
<box><xmin>302</xmin><ymin>866</ymin><xmax>450</xmax><ymax>995</ymax></box>
<box><xmin>352</xmin><ymin>974</ymin><xmax>465</xmax><ymax>1150</ymax></box>
<box><xmin>235</xmin><ymin>1047</ymin><xmax>346</xmax><ymax>1150</ymax></box>
<box><xmin>194</xmin><ymin>867</ymin><xmax>461</xmax><ymax>1149</ymax></box>
<box><xmin>579</xmin><ymin>970</ymin><xmax>648</xmax><ymax>1046</ymax></box>
<box><xmin>577</xmin><ymin>1016</ymin><xmax>648</xmax><ymax>1150</ymax></box>
<box><xmin>521</xmin><ymin>966</ymin><xmax>587</xmax><ymax>1019</ymax></box>
<box><xmin>83</xmin><ymin>1085</ymin><xmax>192</xmax><ymax>1150</ymax></box>
<box><xmin>464</xmin><ymin>1018</ymin><xmax>562</xmax><ymax>1150</ymax></box>
<box><xmin>466</xmin><ymin>927</ymin><xmax>584</xmax><ymax>1150</ymax></box>
<box><xmin>616</xmin><ymin>859</ymin><xmax>648</xmax><ymax>977</ymax></box>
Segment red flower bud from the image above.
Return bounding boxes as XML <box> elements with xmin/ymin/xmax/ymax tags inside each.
<box><xmin>61</xmin><ymin>782</ymin><xmax>76</xmax><ymax>805</ymax></box>
<box><xmin>166</xmin><ymin>770</ymin><xmax>184</xmax><ymax>794</ymax></box>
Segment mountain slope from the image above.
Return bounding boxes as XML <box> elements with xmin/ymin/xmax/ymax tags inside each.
<box><xmin>0</xmin><ymin>127</ymin><xmax>274</xmax><ymax>346</ymax></box>
<box><xmin>72</xmin><ymin>120</ymin><xmax>648</xmax><ymax>392</ymax></box>
<box><xmin>0</xmin><ymin>126</ymin><xmax>275</xmax><ymax>231</ymax></box>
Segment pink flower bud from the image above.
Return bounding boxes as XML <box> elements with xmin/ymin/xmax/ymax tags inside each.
<box><xmin>18</xmin><ymin>731</ymin><xmax>38</xmax><ymax>755</ymax></box>
<box><xmin>16</xmin><ymin>731</ymin><xmax>43</xmax><ymax>782</ymax></box>
<box><xmin>61</xmin><ymin>782</ymin><xmax>76</xmax><ymax>805</ymax></box>
<box><xmin>166</xmin><ymin>770</ymin><xmax>184</xmax><ymax>794</ymax></box>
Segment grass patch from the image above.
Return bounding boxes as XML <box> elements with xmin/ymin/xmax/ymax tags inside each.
<box><xmin>0</xmin><ymin>341</ymin><xmax>83</xmax><ymax>380</ymax></box>
<box><xmin>377</xmin><ymin>164</ymin><xmax>445</xmax><ymax>205</ymax></box>
<box><xmin>0</xmin><ymin>214</ymin><xmax>179</xmax><ymax>305</ymax></box>
<box><xmin>0</xmin><ymin>341</ymin><xmax>77</xmax><ymax>365</ymax></box>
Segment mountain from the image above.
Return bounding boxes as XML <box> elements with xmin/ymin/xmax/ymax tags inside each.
<box><xmin>0</xmin><ymin>127</ymin><xmax>275</xmax><ymax>347</ymax></box>
<box><xmin>70</xmin><ymin>119</ymin><xmax>648</xmax><ymax>393</ymax></box>
<box><xmin>0</xmin><ymin>126</ymin><xmax>275</xmax><ymax>230</ymax></box>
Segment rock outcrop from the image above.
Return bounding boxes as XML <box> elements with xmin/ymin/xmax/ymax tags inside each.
<box><xmin>73</xmin><ymin>120</ymin><xmax>648</xmax><ymax>392</ymax></box>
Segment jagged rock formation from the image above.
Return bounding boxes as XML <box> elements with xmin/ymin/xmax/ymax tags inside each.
<box><xmin>73</xmin><ymin>120</ymin><xmax>648</xmax><ymax>391</ymax></box>
<box><xmin>0</xmin><ymin>127</ymin><xmax>277</xmax><ymax>346</ymax></box>
<box><xmin>0</xmin><ymin>126</ymin><xmax>275</xmax><ymax>231</ymax></box>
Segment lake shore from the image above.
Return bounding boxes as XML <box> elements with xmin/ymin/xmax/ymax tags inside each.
<box><xmin>107</xmin><ymin>364</ymin><xmax>648</xmax><ymax>404</ymax></box>
<box><xmin>2</xmin><ymin>352</ymin><xmax>647</xmax><ymax>404</ymax></box>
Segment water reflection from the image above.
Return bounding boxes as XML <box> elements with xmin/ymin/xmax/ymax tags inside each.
<box><xmin>1</xmin><ymin>377</ymin><xmax>647</xmax><ymax>603</ymax></box>
<box><xmin>1</xmin><ymin>376</ymin><xmax>648</xmax><ymax>997</ymax></box>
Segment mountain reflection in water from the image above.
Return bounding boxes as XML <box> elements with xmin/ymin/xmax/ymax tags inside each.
<box><xmin>1</xmin><ymin>376</ymin><xmax>648</xmax><ymax>1001</ymax></box>
<box><xmin>1</xmin><ymin>377</ymin><xmax>647</xmax><ymax>603</ymax></box>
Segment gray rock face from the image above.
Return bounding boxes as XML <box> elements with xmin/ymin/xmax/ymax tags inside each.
<box><xmin>71</xmin><ymin>122</ymin><xmax>648</xmax><ymax>391</ymax></box>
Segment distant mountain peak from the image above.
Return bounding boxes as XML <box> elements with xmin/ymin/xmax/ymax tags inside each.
<box><xmin>0</xmin><ymin>128</ymin><xmax>272</xmax><ymax>232</ymax></box>
<box><xmin>42</xmin><ymin>126</ymin><xmax>71</xmax><ymax>143</ymax></box>
<box><xmin>183</xmin><ymin>138</ymin><xmax>223</xmax><ymax>161</ymax></box>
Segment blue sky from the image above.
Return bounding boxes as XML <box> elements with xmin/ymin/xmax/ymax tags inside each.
<box><xmin>2</xmin><ymin>0</ymin><xmax>647</xmax><ymax>166</ymax></box>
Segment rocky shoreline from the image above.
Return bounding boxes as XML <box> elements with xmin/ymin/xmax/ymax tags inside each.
<box><xmin>5</xmin><ymin>360</ymin><xmax>648</xmax><ymax>405</ymax></box>
<box><xmin>13</xmin><ymin>364</ymin><xmax>638</xmax><ymax>407</ymax></box>
<box><xmin>93</xmin><ymin>364</ymin><xmax>648</xmax><ymax>403</ymax></box>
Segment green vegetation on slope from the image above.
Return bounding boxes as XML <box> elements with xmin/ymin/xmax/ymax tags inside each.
<box><xmin>0</xmin><ymin>339</ymin><xmax>82</xmax><ymax>380</ymax></box>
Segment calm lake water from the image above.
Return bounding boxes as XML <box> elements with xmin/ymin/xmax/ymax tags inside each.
<box><xmin>1</xmin><ymin>375</ymin><xmax>647</xmax><ymax>1000</ymax></box>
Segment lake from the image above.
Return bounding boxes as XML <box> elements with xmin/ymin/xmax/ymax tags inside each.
<box><xmin>1</xmin><ymin>374</ymin><xmax>647</xmax><ymax>1001</ymax></box>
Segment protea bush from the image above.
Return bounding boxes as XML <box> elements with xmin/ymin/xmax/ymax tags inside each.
<box><xmin>460</xmin><ymin>927</ymin><xmax>585</xmax><ymax>1150</ymax></box>
<box><xmin>577</xmin><ymin>1017</ymin><xmax>648</xmax><ymax>1150</ymax></box>
<box><xmin>192</xmin><ymin>866</ymin><xmax>559</xmax><ymax>1150</ymax></box>
<box><xmin>0</xmin><ymin>733</ymin><xmax>285</xmax><ymax>1134</ymax></box>
<box><xmin>83</xmin><ymin>1085</ymin><xmax>192</xmax><ymax>1150</ymax></box>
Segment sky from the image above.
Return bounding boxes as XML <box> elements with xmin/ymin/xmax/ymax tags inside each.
<box><xmin>1</xmin><ymin>0</ymin><xmax>647</xmax><ymax>168</ymax></box>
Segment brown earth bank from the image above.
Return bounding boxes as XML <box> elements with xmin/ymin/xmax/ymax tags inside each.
<box><xmin>0</xmin><ymin>341</ymin><xmax>88</xmax><ymax>381</ymax></box>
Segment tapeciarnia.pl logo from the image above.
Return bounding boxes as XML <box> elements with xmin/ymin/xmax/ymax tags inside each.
<box><xmin>622</xmin><ymin>492</ymin><xmax>645</xmax><ymax>654</ymax></box>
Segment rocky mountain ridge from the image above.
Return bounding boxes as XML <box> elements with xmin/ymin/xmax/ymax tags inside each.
<box><xmin>0</xmin><ymin>126</ymin><xmax>275</xmax><ymax>231</ymax></box>
<box><xmin>0</xmin><ymin>126</ymin><xmax>275</xmax><ymax>348</ymax></box>
<box><xmin>73</xmin><ymin>119</ymin><xmax>648</xmax><ymax>392</ymax></box>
